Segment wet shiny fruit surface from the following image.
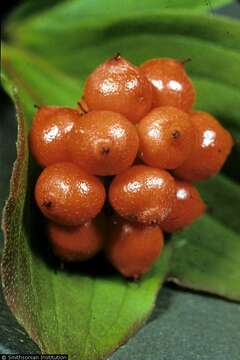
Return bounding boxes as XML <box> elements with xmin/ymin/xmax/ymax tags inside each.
<box><xmin>84</xmin><ymin>55</ymin><xmax>153</xmax><ymax>123</ymax></box>
<box><xmin>29</xmin><ymin>54</ymin><xmax>233</xmax><ymax>271</ymax></box>
<box><xmin>174</xmin><ymin>111</ymin><xmax>233</xmax><ymax>181</ymax></box>
<box><xmin>69</xmin><ymin>110</ymin><xmax>139</xmax><ymax>175</ymax></box>
<box><xmin>105</xmin><ymin>217</ymin><xmax>164</xmax><ymax>279</ymax></box>
<box><xmin>109</xmin><ymin>165</ymin><xmax>176</xmax><ymax>224</ymax></box>
<box><xmin>35</xmin><ymin>162</ymin><xmax>106</xmax><ymax>226</ymax></box>
<box><xmin>29</xmin><ymin>106</ymin><xmax>81</xmax><ymax>167</ymax></box>
<box><xmin>139</xmin><ymin>58</ymin><xmax>195</xmax><ymax>111</ymax></box>
<box><xmin>47</xmin><ymin>216</ymin><xmax>105</xmax><ymax>262</ymax></box>
<box><xmin>138</xmin><ymin>106</ymin><xmax>195</xmax><ymax>169</ymax></box>
<box><xmin>161</xmin><ymin>180</ymin><xmax>206</xmax><ymax>232</ymax></box>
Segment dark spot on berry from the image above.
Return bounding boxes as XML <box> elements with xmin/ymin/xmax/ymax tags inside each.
<box><xmin>113</xmin><ymin>52</ymin><xmax>121</xmax><ymax>61</ymax></box>
<box><xmin>42</xmin><ymin>201</ymin><xmax>52</xmax><ymax>209</ymax></box>
<box><xmin>172</xmin><ymin>129</ymin><xmax>181</xmax><ymax>140</ymax></box>
<box><xmin>77</xmin><ymin>100</ymin><xmax>88</xmax><ymax>114</ymax></box>
<box><xmin>150</xmin><ymin>219</ymin><xmax>158</xmax><ymax>226</ymax></box>
<box><xmin>127</xmin><ymin>214</ymin><xmax>138</xmax><ymax>223</ymax></box>
<box><xmin>101</xmin><ymin>146</ymin><xmax>110</xmax><ymax>155</ymax></box>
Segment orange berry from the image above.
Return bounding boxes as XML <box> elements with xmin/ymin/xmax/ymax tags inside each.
<box><xmin>47</xmin><ymin>216</ymin><xmax>105</xmax><ymax>262</ymax></box>
<box><xmin>161</xmin><ymin>180</ymin><xmax>206</xmax><ymax>232</ymax></box>
<box><xmin>105</xmin><ymin>217</ymin><xmax>164</xmax><ymax>279</ymax></box>
<box><xmin>29</xmin><ymin>106</ymin><xmax>81</xmax><ymax>167</ymax></box>
<box><xmin>84</xmin><ymin>54</ymin><xmax>153</xmax><ymax>123</ymax></box>
<box><xmin>139</xmin><ymin>58</ymin><xmax>195</xmax><ymax>111</ymax></box>
<box><xmin>174</xmin><ymin>111</ymin><xmax>233</xmax><ymax>181</ymax></box>
<box><xmin>35</xmin><ymin>162</ymin><xmax>106</xmax><ymax>226</ymax></box>
<box><xmin>138</xmin><ymin>106</ymin><xmax>195</xmax><ymax>169</ymax></box>
<box><xmin>109</xmin><ymin>165</ymin><xmax>176</xmax><ymax>225</ymax></box>
<box><xmin>69</xmin><ymin>110</ymin><xmax>139</xmax><ymax>176</ymax></box>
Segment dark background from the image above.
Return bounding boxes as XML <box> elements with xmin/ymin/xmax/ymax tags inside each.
<box><xmin>1</xmin><ymin>0</ymin><xmax>20</xmax><ymax>23</ymax></box>
<box><xmin>1</xmin><ymin>1</ymin><xmax>240</xmax><ymax>358</ymax></box>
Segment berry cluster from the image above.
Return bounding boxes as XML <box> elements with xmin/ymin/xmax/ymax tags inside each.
<box><xmin>30</xmin><ymin>55</ymin><xmax>233</xmax><ymax>279</ymax></box>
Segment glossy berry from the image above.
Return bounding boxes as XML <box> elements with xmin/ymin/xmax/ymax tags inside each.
<box><xmin>138</xmin><ymin>106</ymin><xmax>195</xmax><ymax>169</ymax></box>
<box><xmin>84</xmin><ymin>54</ymin><xmax>153</xmax><ymax>123</ymax></box>
<box><xmin>69</xmin><ymin>110</ymin><xmax>139</xmax><ymax>176</ymax></box>
<box><xmin>174</xmin><ymin>111</ymin><xmax>233</xmax><ymax>181</ymax></box>
<box><xmin>29</xmin><ymin>106</ymin><xmax>81</xmax><ymax>167</ymax></box>
<box><xmin>105</xmin><ymin>217</ymin><xmax>164</xmax><ymax>279</ymax></box>
<box><xmin>47</xmin><ymin>216</ymin><xmax>105</xmax><ymax>262</ymax></box>
<box><xmin>35</xmin><ymin>162</ymin><xmax>106</xmax><ymax>226</ymax></box>
<box><xmin>109</xmin><ymin>165</ymin><xmax>176</xmax><ymax>225</ymax></box>
<box><xmin>139</xmin><ymin>58</ymin><xmax>195</xmax><ymax>111</ymax></box>
<box><xmin>161</xmin><ymin>180</ymin><xmax>206</xmax><ymax>232</ymax></box>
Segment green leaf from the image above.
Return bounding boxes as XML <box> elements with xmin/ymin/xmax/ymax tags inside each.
<box><xmin>168</xmin><ymin>214</ymin><xmax>240</xmax><ymax>300</ymax></box>
<box><xmin>6</xmin><ymin>9</ymin><xmax>240</xmax><ymax>77</ymax></box>
<box><xmin>1</xmin><ymin>1</ymin><xmax>240</xmax><ymax>359</ymax></box>
<box><xmin>5</xmin><ymin>0</ymin><xmax>233</xmax><ymax>29</ymax></box>
<box><xmin>197</xmin><ymin>175</ymin><xmax>240</xmax><ymax>234</ymax></box>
